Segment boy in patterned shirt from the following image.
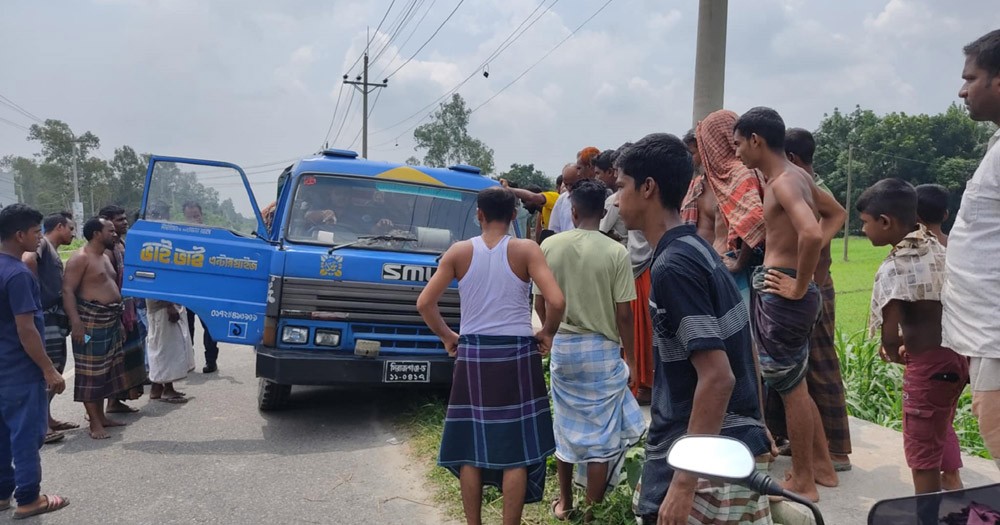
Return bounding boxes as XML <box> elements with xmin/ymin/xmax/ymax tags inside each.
<box><xmin>859</xmin><ymin>178</ymin><xmax>968</xmax><ymax>494</ymax></box>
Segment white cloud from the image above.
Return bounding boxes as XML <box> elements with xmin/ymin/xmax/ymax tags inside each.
<box><xmin>2</xmin><ymin>0</ymin><xmax>1000</xmax><ymax>190</ymax></box>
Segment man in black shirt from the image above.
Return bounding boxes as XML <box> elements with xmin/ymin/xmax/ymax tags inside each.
<box><xmin>615</xmin><ymin>133</ymin><xmax>772</xmax><ymax>524</ymax></box>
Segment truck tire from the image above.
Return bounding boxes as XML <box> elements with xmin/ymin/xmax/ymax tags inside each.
<box><xmin>258</xmin><ymin>378</ymin><xmax>291</xmax><ymax>411</ymax></box>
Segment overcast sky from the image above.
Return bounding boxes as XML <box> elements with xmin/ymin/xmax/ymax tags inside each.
<box><xmin>2</xmin><ymin>0</ymin><xmax>999</xmax><ymax>201</ymax></box>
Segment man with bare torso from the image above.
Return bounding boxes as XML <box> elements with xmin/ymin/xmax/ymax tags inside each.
<box><xmin>734</xmin><ymin>107</ymin><xmax>846</xmax><ymax>502</ymax></box>
<box><xmin>680</xmin><ymin>130</ymin><xmax>728</xmax><ymax>255</ymax></box>
<box><xmin>98</xmin><ymin>205</ymin><xmax>146</xmax><ymax>413</ymax></box>
<box><xmin>63</xmin><ymin>218</ymin><xmax>129</xmax><ymax>440</ymax></box>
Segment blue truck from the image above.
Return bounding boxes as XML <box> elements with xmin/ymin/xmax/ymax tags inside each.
<box><xmin>123</xmin><ymin>149</ymin><xmax>506</xmax><ymax>410</ymax></box>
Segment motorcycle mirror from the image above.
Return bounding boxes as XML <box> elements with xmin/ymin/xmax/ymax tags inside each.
<box><xmin>666</xmin><ymin>435</ymin><xmax>756</xmax><ymax>482</ymax></box>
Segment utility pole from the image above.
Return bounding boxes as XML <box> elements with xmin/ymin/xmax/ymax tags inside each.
<box><xmin>843</xmin><ymin>144</ymin><xmax>853</xmax><ymax>261</ymax></box>
<box><xmin>692</xmin><ymin>0</ymin><xmax>728</xmax><ymax>125</ymax></box>
<box><xmin>70</xmin><ymin>141</ymin><xmax>84</xmax><ymax>238</ymax></box>
<box><xmin>344</xmin><ymin>52</ymin><xmax>388</xmax><ymax>158</ymax></box>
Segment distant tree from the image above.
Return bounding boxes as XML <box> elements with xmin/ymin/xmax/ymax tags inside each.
<box><xmin>813</xmin><ymin>104</ymin><xmax>995</xmax><ymax>233</ymax></box>
<box><xmin>500</xmin><ymin>163</ymin><xmax>552</xmax><ymax>190</ymax></box>
<box><xmin>413</xmin><ymin>94</ymin><xmax>495</xmax><ymax>175</ymax></box>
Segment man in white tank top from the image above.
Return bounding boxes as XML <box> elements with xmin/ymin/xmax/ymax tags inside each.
<box><xmin>418</xmin><ymin>186</ymin><xmax>565</xmax><ymax>525</ymax></box>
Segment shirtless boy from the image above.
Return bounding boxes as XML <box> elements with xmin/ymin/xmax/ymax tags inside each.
<box><xmin>860</xmin><ymin>178</ymin><xmax>968</xmax><ymax>494</ymax></box>
<box><xmin>63</xmin><ymin>218</ymin><xmax>129</xmax><ymax>439</ymax></box>
<box><xmin>734</xmin><ymin>107</ymin><xmax>846</xmax><ymax>501</ymax></box>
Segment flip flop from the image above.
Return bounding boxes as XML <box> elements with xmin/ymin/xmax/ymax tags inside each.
<box><xmin>833</xmin><ymin>461</ymin><xmax>853</xmax><ymax>472</ymax></box>
<box><xmin>12</xmin><ymin>495</ymin><xmax>69</xmax><ymax>520</ymax></box>
<box><xmin>549</xmin><ymin>499</ymin><xmax>572</xmax><ymax>521</ymax></box>
<box><xmin>44</xmin><ymin>431</ymin><xmax>65</xmax><ymax>444</ymax></box>
<box><xmin>50</xmin><ymin>421</ymin><xmax>80</xmax><ymax>431</ymax></box>
<box><xmin>156</xmin><ymin>396</ymin><xmax>188</xmax><ymax>404</ymax></box>
<box><xmin>0</xmin><ymin>499</ymin><xmax>9</xmax><ymax>511</ymax></box>
<box><xmin>106</xmin><ymin>405</ymin><xmax>140</xmax><ymax>414</ymax></box>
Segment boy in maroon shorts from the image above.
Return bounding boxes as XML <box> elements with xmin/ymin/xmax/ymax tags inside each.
<box><xmin>858</xmin><ymin>178</ymin><xmax>968</xmax><ymax>494</ymax></box>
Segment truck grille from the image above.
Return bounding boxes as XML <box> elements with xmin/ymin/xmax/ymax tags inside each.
<box><xmin>279</xmin><ymin>277</ymin><xmax>460</xmax><ymax>326</ymax></box>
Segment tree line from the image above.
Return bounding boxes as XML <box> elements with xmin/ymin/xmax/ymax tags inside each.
<box><xmin>6</xmin><ymin>102</ymin><xmax>991</xmax><ymax>232</ymax></box>
<box><xmin>1</xmin><ymin>119</ymin><xmax>251</xmax><ymax>229</ymax></box>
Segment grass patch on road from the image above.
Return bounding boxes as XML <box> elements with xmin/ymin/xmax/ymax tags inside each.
<box><xmin>402</xmin><ymin>397</ymin><xmax>638</xmax><ymax>524</ymax></box>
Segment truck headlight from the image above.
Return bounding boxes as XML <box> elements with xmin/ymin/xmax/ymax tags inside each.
<box><xmin>281</xmin><ymin>326</ymin><xmax>309</xmax><ymax>344</ymax></box>
<box><xmin>315</xmin><ymin>329</ymin><xmax>341</xmax><ymax>347</ymax></box>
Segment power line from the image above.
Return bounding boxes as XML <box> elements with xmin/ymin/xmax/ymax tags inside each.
<box><xmin>374</xmin><ymin>0</ymin><xmax>436</xmax><ymax>78</ymax></box>
<box><xmin>330</xmin><ymin>87</ymin><xmax>358</xmax><ymax>146</ymax></box>
<box><xmin>471</xmin><ymin>0</ymin><xmax>615</xmax><ymax>114</ymax></box>
<box><xmin>345</xmin><ymin>0</ymin><xmax>398</xmax><ymax>74</ymax></box>
<box><xmin>371</xmin><ymin>0</ymin><xmax>423</xmax><ymax>65</ymax></box>
<box><xmin>0</xmin><ymin>116</ymin><xmax>31</xmax><ymax>132</ymax></box>
<box><xmin>384</xmin><ymin>0</ymin><xmax>466</xmax><ymax>80</ymax></box>
<box><xmin>0</xmin><ymin>93</ymin><xmax>43</xmax><ymax>123</ymax></box>
<box><xmin>853</xmin><ymin>145</ymin><xmax>935</xmax><ymax>165</ymax></box>
<box><xmin>370</xmin><ymin>0</ymin><xmax>557</xmax><ymax>144</ymax></box>
<box><xmin>348</xmin><ymin>88</ymin><xmax>385</xmax><ymax>150</ymax></box>
<box><xmin>322</xmin><ymin>83</ymin><xmax>347</xmax><ymax>149</ymax></box>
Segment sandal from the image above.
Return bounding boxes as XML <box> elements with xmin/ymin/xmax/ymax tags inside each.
<box><xmin>44</xmin><ymin>431</ymin><xmax>65</xmax><ymax>444</ymax></box>
<box><xmin>12</xmin><ymin>494</ymin><xmax>69</xmax><ymax>520</ymax></box>
<box><xmin>50</xmin><ymin>421</ymin><xmax>80</xmax><ymax>431</ymax></box>
<box><xmin>550</xmin><ymin>499</ymin><xmax>572</xmax><ymax>521</ymax></box>
<box><xmin>156</xmin><ymin>396</ymin><xmax>188</xmax><ymax>404</ymax></box>
<box><xmin>0</xmin><ymin>499</ymin><xmax>9</xmax><ymax>511</ymax></box>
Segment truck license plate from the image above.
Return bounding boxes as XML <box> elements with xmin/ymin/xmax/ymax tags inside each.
<box><xmin>355</xmin><ymin>339</ymin><xmax>381</xmax><ymax>358</ymax></box>
<box><xmin>383</xmin><ymin>361</ymin><xmax>430</xmax><ymax>383</ymax></box>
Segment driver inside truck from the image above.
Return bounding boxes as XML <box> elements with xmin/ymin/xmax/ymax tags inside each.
<box><xmin>299</xmin><ymin>182</ymin><xmax>398</xmax><ymax>236</ymax></box>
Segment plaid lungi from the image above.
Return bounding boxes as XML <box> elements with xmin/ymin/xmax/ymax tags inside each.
<box><xmin>439</xmin><ymin>334</ymin><xmax>555</xmax><ymax>504</ymax></box>
<box><xmin>766</xmin><ymin>276</ymin><xmax>853</xmax><ymax>455</ymax></box>
<box><xmin>751</xmin><ymin>267</ymin><xmax>821</xmax><ymax>394</ymax></box>
<box><xmin>72</xmin><ymin>300</ymin><xmax>128</xmax><ymax>403</ymax></box>
<box><xmin>550</xmin><ymin>333</ymin><xmax>645</xmax><ymax>464</ymax></box>
<box><xmin>116</xmin><ymin>299</ymin><xmax>148</xmax><ymax>399</ymax></box>
<box><xmin>638</xmin><ymin>459</ymin><xmax>773</xmax><ymax>524</ymax></box>
<box><xmin>43</xmin><ymin>309</ymin><xmax>68</xmax><ymax>373</ymax></box>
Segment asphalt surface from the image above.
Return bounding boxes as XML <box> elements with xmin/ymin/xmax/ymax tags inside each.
<box><xmin>33</xmin><ymin>334</ymin><xmax>454</xmax><ymax>525</ymax></box>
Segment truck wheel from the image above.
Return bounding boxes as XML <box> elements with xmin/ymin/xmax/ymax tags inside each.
<box><xmin>258</xmin><ymin>378</ymin><xmax>291</xmax><ymax>411</ymax></box>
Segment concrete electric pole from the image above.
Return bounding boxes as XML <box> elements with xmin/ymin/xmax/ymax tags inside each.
<box><xmin>692</xmin><ymin>0</ymin><xmax>728</xmax><ymax>126</ymax></box>
<box><xmin>70</xmin><ymin>141</ymin><xmax>84</xmax><ymax>237</ymax></box>
<box><xmin>344</xmin><ymin>52</ymin><xmax>388</xmax><ymax>159</ymax></box>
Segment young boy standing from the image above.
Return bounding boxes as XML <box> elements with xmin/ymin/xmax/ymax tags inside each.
<box><xmin>0</xmin><ymin>204</ymin><xmax>69</xmax><ymax>519</ymax></box>
<box><xmin>858</xmin><ymin>178</ymin><xmax>969</xmax><ymax>494</ymax></box>
<box><xmin>733</xmin><ymin>107</ymin><xmax>846</xmax><ymax>502</ymax></box>
<box><xmin>616</xmin><ymin>133</ymin><xmax>773</xmax><ymax>525</ymax></box>
<box><xmin>915</xmin><ymin>184</ymin><xmax>951</xmax><ymax>247</ymax></box>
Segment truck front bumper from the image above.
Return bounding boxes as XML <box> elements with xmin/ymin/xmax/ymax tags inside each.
<box><xmin>255</xmin><ymin>346</ymin><xmax>455</xmax><ymax>386</ymax></box>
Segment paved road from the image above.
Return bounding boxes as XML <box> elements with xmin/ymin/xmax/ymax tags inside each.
<box><xmin>37</xmin><ymin>337</ymin><xmax>453</xmax><ymax>525</ymax></box>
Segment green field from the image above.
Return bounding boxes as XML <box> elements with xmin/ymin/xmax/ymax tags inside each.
<box><xmin>830</xmin><ymin>236</ymin><xmax>890</xmax><ymax>336</ymax></box>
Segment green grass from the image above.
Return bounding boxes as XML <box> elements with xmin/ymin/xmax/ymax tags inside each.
<box><xmin>398</xmin><ymin>236</ymin><xmax>990</xmax><ymax>523</ymax></box>
<box><xmin>58</xmin><ymin>238</ymin><xmax>85</xmax><ymax>262</ymax></box>
<box><xmin>829</xmin><ymin>236</ymin><xmax>890</xmax><ymax>336</ymax></box>
<box><xmin>402</xmin><ymin>395</ymin><xmax>640</xmax><ymax>525</ymax></box>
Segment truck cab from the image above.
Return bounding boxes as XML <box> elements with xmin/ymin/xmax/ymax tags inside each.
<box><xmin>123</xmin><ymin>150</ymin><xmax>506</xmax><ymax>410</ymax></box>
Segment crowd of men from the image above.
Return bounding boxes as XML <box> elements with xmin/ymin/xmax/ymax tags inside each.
<box><xmin>0</xmin><ymin>201</ymin><xmax>219</xmax><ymax>519</ymax></box>
<box><xmin>419</xmin><ymin>29</ymin><xmax>1000</xmax><ymax>525</ymax></box>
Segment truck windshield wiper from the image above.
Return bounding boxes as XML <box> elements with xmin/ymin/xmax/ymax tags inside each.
<box><xmin>327</xmin><ymin>234</ymin><xmax>418</xmax><ymax>254</ymax></box>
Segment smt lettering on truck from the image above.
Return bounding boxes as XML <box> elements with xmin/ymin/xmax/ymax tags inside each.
<box><xmin>123</xmin><ymin>149</ymin><xmax>511</xmax><ymax>410</ymax></box>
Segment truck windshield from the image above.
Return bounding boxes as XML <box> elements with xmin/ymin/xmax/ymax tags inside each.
<box><xmin>285</xmin><ymin>174</ymin><xmax>481</xmax><ymax>253</ymax></box>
